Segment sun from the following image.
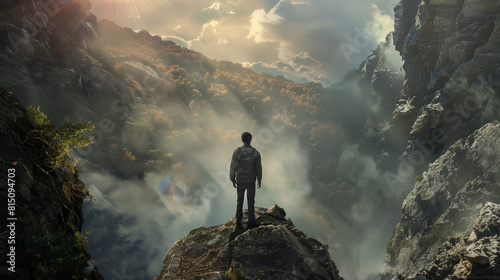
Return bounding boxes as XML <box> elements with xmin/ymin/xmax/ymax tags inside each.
<box><xmin>91</xmin><ymin>0</ymin><xmax>173</xmax><ymax>23</ymax></box>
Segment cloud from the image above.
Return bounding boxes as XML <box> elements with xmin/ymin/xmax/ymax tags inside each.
<box><xmin>90</xmin><ymin>0</ymin><xmax>398</xmax><ymax>85</ymax></box>
<box><xmin>368</xmin><ymin>4</ymin><xmax>395</xmax><ymax>44</ymax></box>
<box><xmin>243</xmin><ymin>50</ymin><xmax>327</xmax><ymax>84</ymax></box>
<box><xmin>163</xmin><ymin>20</ymin><xmax>223</xmax><ymax>48</ymax></box>
<box><xmin>203</xmin><ymin>2</ymin><xmax>221</xmax><ymax>11</ymax></box>
<box><xmin>86</xmin><ymin>1</ymin><xmax>405</xmax><ymax>278</ymax></box>
<box><xmin>247</xmin><ymin>9</ymin><xmax>275</xmax><ymax>43</ymax></box>
<box><xmin>291</xmin><ymin>52</ymin><xmax>322</xmax><ymax>68</ymax></box>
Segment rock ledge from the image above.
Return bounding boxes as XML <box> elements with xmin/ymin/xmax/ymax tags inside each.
<box><xmin>155</xmin><ymin>205</ymin><xmax>343</xmax><ymax>280</ymax></box>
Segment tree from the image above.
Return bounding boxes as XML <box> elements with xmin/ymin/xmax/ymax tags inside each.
<box><xmin>26</xmin><ymin>106</ymin><xmax>95</xmax><ymax>170</ymax></box>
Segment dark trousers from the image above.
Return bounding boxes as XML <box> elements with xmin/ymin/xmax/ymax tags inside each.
<box><xmin>235</xmin><ymin>182</ymin><xmax>256</xmax><ymax>225</ymax></box>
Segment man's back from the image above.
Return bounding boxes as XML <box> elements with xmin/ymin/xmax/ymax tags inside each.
<box><xmin>230</xmin><ymin>144</ymin><xmax>262</xmax><ymax>184</ymax></box>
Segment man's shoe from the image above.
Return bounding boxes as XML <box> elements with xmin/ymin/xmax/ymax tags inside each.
<box><xmin>247</xmin><ymin>221</ymin><xmax>260</xmax><ymax>229</ymax></box>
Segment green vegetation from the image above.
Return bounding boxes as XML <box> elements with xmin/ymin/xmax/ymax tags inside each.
<box><xmin>227</xmin><ymin>261</ymin><xmax>247</xmax><ymax>280</ymax></box>
<box><xmin>418</xmin><ymin>223</ymin><xmax>453</xmax><ymax>248</ymax></box>
<box><xmin>26</xmin><ymin>106</ymin><xmax>95</xmax><ymax>200</ymax></box>
<box><xmin>74</xmin><ymin>230</ymin><xmax>91</xmax><ymax>250</ymax></box>
<box><xmin>392</xmin><ymin>238</ymin><xmax>411</xmax><ymax>254</ymax></box>
<box><xmin>26</xmin><ymin>106</ymin><xmax>94</xmax><ymax>170</ymax></box>
<box><xmin>387</xmin><ymin>222</ymin><xmax>412</xmax><ymax>255</ymax></box>
<box><xmin>25</xmin><ymin>226</ymin><xmax>88</xmax><ymax>277</ymax></box>
<box><xmin>77</xmin><ymin>48</ymin><xmax>101</xmax><ymax>66</ymax></box>
<box><xmin>415</xmin><ymin>174</ymin><xmax>423</xmax><ymax>182</ymax></box>
<box><xmin>492</xmin><ymin>119</ymin><xmax>500</xmax><ymax>125</ymax></box>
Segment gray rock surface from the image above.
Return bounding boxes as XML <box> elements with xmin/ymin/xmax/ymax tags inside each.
<box><xmin>380</xmin><ymin>123</ymin><xmax>500</xmax><ymax>279</ymax></box>
<box><xmin>405</xmin><ymin>202</ymin><xmax>500</xmax><ymax>279</ymax></box>
<box><xmin>0</xmin><ymin>0</ymin><xmax>115</xmax><ymax>116</ymax></box>
<box><xmin>369</xmin><ymin>0</ymin><xmax>500</xmax><ymax>171</ymax></box>
<box><xmin>155</xmin><ymin>205</ymin><xmax>343</xmax><ymax>280</ymax></box>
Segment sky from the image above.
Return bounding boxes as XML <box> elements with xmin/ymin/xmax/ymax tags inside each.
<box><xmin>89</xmin><ymin>0</ymin><xmax>398</xmax><ymax>85</ymax></box>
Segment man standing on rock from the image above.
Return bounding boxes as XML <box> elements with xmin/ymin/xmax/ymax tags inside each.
<box><xmin>230</xmin><ymin>132</ymin><xmax>262</xmax><ymax>229</ymax></box>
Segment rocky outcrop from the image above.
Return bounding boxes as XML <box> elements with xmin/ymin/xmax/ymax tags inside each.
<box><xmin>0</xmin><ymin>0</ymin><xmax>114</xmax><ymax>115</ymax></box>
<box><xmin>0</xmin><ymin>89</ymin><xmax>103</xmax><ymax>280</ymax></box>
<box><xmin>380</xmin><ymin>123</ymin><xmax>500</xmax><ymax>279</ymax></box>
<box><xmin>388</xmin><ymin>0</ymin><xmax>500</xmax><ymax>164</ymax></box>
<box><xmin>402</xmin><ymin>202</ymin><xmax>500</xmax><ymax>279</ymax></box>
<box><xmin>155</xmin><ymin>205</ymin><xmax>343</xmax><ymax>280</ymax></box>
<box><xmin>331</xmin><ymin>32</ymin><xmax>405</xmax><ymax>158</ymax></box>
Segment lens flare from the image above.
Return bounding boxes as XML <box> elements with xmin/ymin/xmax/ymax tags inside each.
<box><xmin>157</xmin><ymin>174</ymin><xmax>186</xmax><ymax>202</ymax></box>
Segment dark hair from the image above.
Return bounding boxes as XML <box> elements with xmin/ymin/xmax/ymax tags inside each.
<box><xmin>241</xmin><ymin>132</ymin><xmax>252</xmax><ymax>144</ymax></box>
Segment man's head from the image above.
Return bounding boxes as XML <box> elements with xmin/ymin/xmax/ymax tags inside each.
<box><xmin>241</xmin><ymin>132</ymin><xmax>252</xmax><ymax>144</ymax></box>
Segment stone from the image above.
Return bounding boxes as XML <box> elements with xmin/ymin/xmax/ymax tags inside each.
<box><xmin>473</xmin><ymin>202</ymin><xmax>500</xmax><ymax>239</ymax></box>
<box><xmin>464</xmin><ymin>251</ymin><xmax>489</xmax><ymax>266</ymax></box>
<box><xmin>265</xmin><ymin>204</ymin><xmax>286</xmax><ymax>219</ymax></box>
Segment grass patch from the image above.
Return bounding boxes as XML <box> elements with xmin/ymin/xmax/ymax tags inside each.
<box><xmin>419</xmin><ymin>223</ymin><xmax>453</xmax><ymax>248</ymax></box>
<box><xmin>77</xmin><ymin>48</ymin><xmax>102</xmax><ymax>66</ymax></box>
<box><xmin>415</xmin><ymin>174</ymin><xmax>423</xmax><ymax>182</ymax></box>
<box><xmin>227</xmin><ymin>261</ymin><xmax>247</xmax><ymax>280</ymax></box>
<box><xmin>393</xmin><ymin>238</ymin><xmax>411</xmax><ymax>254</ymax></box>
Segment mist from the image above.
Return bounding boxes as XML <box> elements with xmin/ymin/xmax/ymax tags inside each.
<box><xmin>79</xmin><ymin>77</ymin><xmax>347</xmax><ymax>279</ymax></box>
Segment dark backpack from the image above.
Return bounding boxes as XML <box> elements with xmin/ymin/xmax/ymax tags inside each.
<box><xmin>236</xmin><ymin>147</ymin><xmax>254</xmax><ymax>183</ymax></box>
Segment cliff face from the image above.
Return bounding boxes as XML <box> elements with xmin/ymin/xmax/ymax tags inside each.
<box><xmin>354</xmin><ymin>0</ymin><xmax>500</xmax><ymax>167</ymax></box>
<box><xmin>338</xmin><ymin>1</ymin><xmax>500</xmax><ymax>279</ymax></box>
<box><xmin>0</xmin><ymin>0</ymin><xmax>114</xmax><ymax>117</ymax></box>
<box><xmin>392</xmin><ymin>0</ymin><xmax>500</xmax><ymax>161</ymax></box>
<box><xmin>372</xmin><ymin>0</ymin><xmax>500</xmax><ymax>278</ymax></box>
<box><xmin>413</xmin><ymin>202</ymin><xmax>500</xmax><ymax>279</ymax></box>
<box><xmin>155</xmin><ymin>205</ymin><xmax>343</xmax><ymax>280</ymax></box>
<box><xmin>0</xmin><ymin>89</ymin><xmax>102</xmax><ymax>280</ymax></box>
<box><xmin>380</xmin><ymin>123</ymin><xmax>500</xmax><ymax>279</ymax></box>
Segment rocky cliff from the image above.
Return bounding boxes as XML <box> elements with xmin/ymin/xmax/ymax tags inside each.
<box><xmin>0</xmin><ymin>89</ymin><xmax>102</xmax><ymax>280</ymax></box>
<box><xmin>390</xmin><ymin>0</ymin><xmax>500</xmax><ymax>164</ymax></box>
<box><xmin>371</xmin><ymin>0</ymin><xmax>500</xmax><ymax>278</ymax></box>
<box><xmin>379</xmin><ymin>123</ymin><xmax>500</xmax><ymax>279</ymax></box>
<box><xmin>0</xmin><ymin>0</ymin><xmax>113</xmax><ymax>110</ymax></box>
<box><xmin>155</xmin><ymin>205</ymin><xmax>343</xmax><ymax>280</ymax></box>
<box><xmin>336</xmin><ymin>0</ymin><xmax>500</xmax><ymax>279</ymax></box>
<box><xmin>350</xmin><ymin>0</ymin><xmax>500</xmax><ymax>171</ymax></box>
<box><xmin>411</xmin><ymin>201</ymin><xmax>500</xmax><ymax>279</ymax></box>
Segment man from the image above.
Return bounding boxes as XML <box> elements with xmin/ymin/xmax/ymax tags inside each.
<box><xmin>230</xmin><ymin>131</ymin><xmax>262</xmax><ymax>229</ymax></box>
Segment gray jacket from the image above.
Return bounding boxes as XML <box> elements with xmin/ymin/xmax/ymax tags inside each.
<box><xmin>230</xmin><ymin>144</ymin><xmax>262</xmax><ymax>184</ymax></box>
